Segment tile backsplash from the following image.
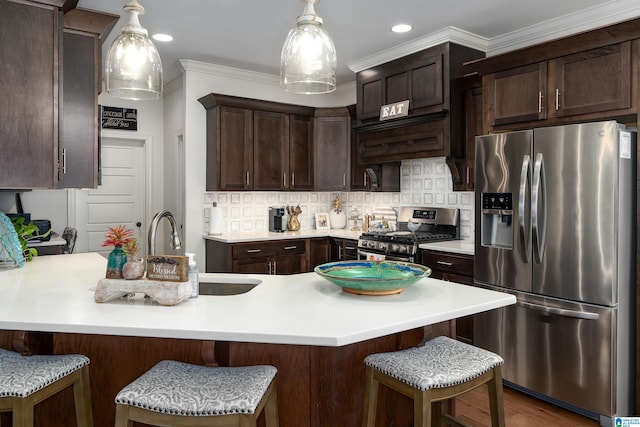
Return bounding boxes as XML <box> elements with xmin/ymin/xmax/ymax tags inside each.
<box><xmin>204</xmin><ymin>157</ymin><xmax>474</xmax><ymax>240</ymax></box>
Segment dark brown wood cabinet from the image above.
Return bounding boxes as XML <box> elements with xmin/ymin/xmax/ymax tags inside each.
<box><xmin>551</xmin><ymin>42</ymin><xmax>631</xmax><ymax>118</ymax></box>
<box><xmin>0</xmin><ymin>1</ymin><xmax>116</xmax><ymax>189</ymax></box>
<box><xmin>309</xmin><ymin>237</ymin><xmax>331</xmax><ymax>269</ymax></box>
<box><xmin>198</xmin><ymin>94</ymin><xmax>314</xmax><ymax>191</ymax></box>
<box><xmin>462</xmin><ymin>76</ymin><xmax>483</xmax><ymax>191</ymax></box>
<box><xmin>206</xmin><ymin>239</ymin><xmax>307</xmax><ymax>274</ymax></box>
<box><xmin>484</xmin><ymin>63</ymin><xmax>547</xmax><ymax>126</ymax></box>
<box><xmin>218</xmin><ymin>105</ymin><xmax>253</xmax><ymax>190</ymax></box>
<box><xmin>356</xmin><ymin>46</ymin><xmax>450</xmax><ymax>122</ymax></box>
<box><xmin>58</xmin><ymin>9</ymin><xmax>118</xmax><ymax>189</ymax></box>
<box><xmin>354</xmin><ymin>43</ymin><xmax>485</xmax><ymax>191</ymax></box>
<box><xmin>253</xmin><ymin>110</ymin><xmax>289</xmax><ymax>191</ymax></box>
<box><xmin>330</xmin><ymin>238</ymin><xmax>358</xmax><ymax>262</ymax></box>
<box><xmin>349</xmin><ymin>106</ymin><xmax>401</xmax><ymax>192</ymax></box>
<box><xmin>289</xmin><ymin>114</ymin><xmax>314</xmax><ymax>191</ymax></box>
<box><xmin>421</xmin><ymin>249</ymin><xmax>474</xmax><ymax>344</ymax></box>
<box><xmin>314</xmin><ymin>108</ymin><xmax>351</xmax><ymax>191</ymax></box>
<box><xmin>483</xmin><ymin>41</ymin><xmax>635</xmax><ymax>130</ymax></box>
<box><xmin>0</xmin><ymin>0</ymin><xmax>61</xmax><ymax>189</ymax></box>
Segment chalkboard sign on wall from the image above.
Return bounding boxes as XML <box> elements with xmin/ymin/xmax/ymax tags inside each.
<box><xmin>101</xmin><ymin>106</ymin><xmax>138</xmax><ymax>131</ymax></box>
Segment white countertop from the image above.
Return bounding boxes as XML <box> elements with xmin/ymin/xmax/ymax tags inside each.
<box><xmin>0</xmin><ymin>252</ymin><xmax>511</xmax><ymax>347</ymax></box>
<box><xmin>205</xmin><ymin>230</ymin><xmax>476</xmax><ymax>257</ymax></box>
<box><xmin>419</xmin><ymin>240</ymin><xmax>475</xmax><ymax>255</ymax></box>
<box><xmin>204</xmin><ymin>228</ymin><xmax>362</xmax><ymax>243</ymax></box>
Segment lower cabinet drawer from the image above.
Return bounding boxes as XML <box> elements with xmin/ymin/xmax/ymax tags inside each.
<box><xmin>421</xmin><ymin>250</ymin><xmax>473</xmax><ymax>277</ymax></box>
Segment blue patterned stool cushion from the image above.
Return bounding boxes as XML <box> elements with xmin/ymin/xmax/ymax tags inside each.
<box><xmin>115</xmin><ymin>360</ymin><xmax>277</xmax><ymax>416</ymax></box>
<box><xmin>0</xmin><ymin>348</ymin><xmax>90</xmax><ymax>398</ymax></box>
<box><xmin>364</xmin><ymin>336</ymin><xmax>503</xmax><ymax>391</ymax></box>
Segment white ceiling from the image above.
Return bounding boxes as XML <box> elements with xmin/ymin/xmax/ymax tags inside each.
<box><xmin>78</xmin><ymin>0</ymin><xmax>640</xmax><ymax>87</ymax></box>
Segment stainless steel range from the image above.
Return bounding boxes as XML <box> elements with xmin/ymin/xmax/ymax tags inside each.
<box><xmin>357</xmin><ymin>207</ymin><xmax>459</xmax><ymax>263</ymax></box>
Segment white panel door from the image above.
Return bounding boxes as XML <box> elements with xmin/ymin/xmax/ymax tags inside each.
<box><xmin>75</xmin><ymin>137</ymin><xmax>146</xmax><ymax>256</ymax></box>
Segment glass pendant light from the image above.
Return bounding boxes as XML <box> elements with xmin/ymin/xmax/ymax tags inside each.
<box><xmin>281</xmin><ymin>0</ymin><xmax>337</xmax><ymax>94</ymax></box>
<box><xmin>105</xmin><ymin>0</ymin><xmax>163</xmax><ymax>100</ymax></box>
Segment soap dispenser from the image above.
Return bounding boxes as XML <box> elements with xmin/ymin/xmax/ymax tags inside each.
<box><xmin>186</xmin><ymin>253</ymin><xmax>199</xmax><ymax>298</ymax></box>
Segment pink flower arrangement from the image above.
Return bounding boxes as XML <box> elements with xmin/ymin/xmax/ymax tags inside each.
<box><xmin>102</xmin><ymin>225</ymin><xmax>133</xmax><ymax>248</ymax></box>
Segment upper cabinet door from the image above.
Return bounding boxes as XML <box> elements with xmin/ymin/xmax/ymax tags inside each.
<box><xmin>253</xmin><ymin>110</ymin><xmax>289</xmax><ymax>191</ymax></box>
<box><xmin>551</xmin><ymin>42</ymin><xmax>631</xmax><ymax>118</ymax></box>
<box><xmin>484</xmin><ymin>63</ymin><xmax>548</xmax><ymax>126</ymax></box>
<box><xmin>408</xmin><ymin>51</ymin><xmax>444</xmax><ymax>109</ymax></box>
<box><xmin>314</xmin><ymin>113</ymin><xmax>350</xmax><ymax>191</ymax></box>
<box><xmin>0</xmin><ymin>1</ymin><xmax>59</xmax><ymax>189</ymax></box>
<box><xmin>218</xmin><ymin>106</ymin><xmax>253</xmax><ymax>191</ymax></box>
<box><xmin>57</xmin><ymin>31</ymin><xmax>98</xmax><ymax>188</ymax></box>
<box><xmin>357</xmin><ymin>75</ymin><xmax>384</xmax><ymax>121</ymax></box>
<box><xmin>288</xmin><ymin>114</ymin><xmax>313</xmax><ymax>191</ymax></box>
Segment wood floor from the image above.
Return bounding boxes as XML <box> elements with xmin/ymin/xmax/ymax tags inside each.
<box><xmin>454</xmin><ymin>383</ymin><xmax>600</xmax><ymax>426</ymax></box>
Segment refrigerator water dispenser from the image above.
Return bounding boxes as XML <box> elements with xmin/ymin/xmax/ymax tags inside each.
<box><xmin>481</xmin><ymin>193</ymin><xmax>513</xmax><ymax>249</ymax></box>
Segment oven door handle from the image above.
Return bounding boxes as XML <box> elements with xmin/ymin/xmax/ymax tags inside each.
<box><xmin>357</xmin><ymin>249</ymin><xmax>414</xmax><ymax>263</ymax></box>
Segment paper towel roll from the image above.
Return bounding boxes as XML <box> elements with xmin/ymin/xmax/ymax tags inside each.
<box><xmin>208</xmin><ymin>206</ymin><xmax>223</xmax><ymax>235</ymax></box>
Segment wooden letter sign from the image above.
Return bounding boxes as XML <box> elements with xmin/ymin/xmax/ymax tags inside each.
<box><xmin>379</xmin><ymin>100</ymin><xmax>410</xmax><ymax>121</ymax></box>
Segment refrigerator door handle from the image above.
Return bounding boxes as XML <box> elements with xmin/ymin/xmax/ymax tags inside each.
<box><xmin>518</xmin><ymin>301</ymin><xmax>600</xmax><ymax>320</ymax></box>
<box><xmin>518</xmin><ymin>155</ymin><xmax>531</xmax><ymax>262</ymax></box>
<box><xmin>532</xmin><ymin>153</ymin><xmax>547</xmax><ymax>263</ymax></box>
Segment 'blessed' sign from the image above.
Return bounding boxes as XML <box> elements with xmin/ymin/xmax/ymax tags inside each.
<box><xmin>146</xmin><ymin>255</ymin><xmax>189</xmax><ymax>282</ymax></box>
<box><xmin>379</xmin><ymin>100</ymin><xmax>410</xmax><ymax>121</ymax></box>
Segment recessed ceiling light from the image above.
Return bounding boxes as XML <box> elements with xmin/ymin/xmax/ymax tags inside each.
<box><xmin>152</xmin><ymin>33</ymin><xmax>173</xmax><ymax>42</ymax></box>
<box><xmin>391</xmin><ymin>24</ymin><xmax>413</xmax><ymax>33</ymax></box>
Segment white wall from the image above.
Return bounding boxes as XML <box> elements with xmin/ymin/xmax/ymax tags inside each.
<box><xmin>0</xmin><ymin>92</ymin><xmax>165</xmax><ymax>241</ymax></box>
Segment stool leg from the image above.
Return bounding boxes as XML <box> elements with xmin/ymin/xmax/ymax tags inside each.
<box><xmin>361</xmin><ymin>366</ymin><xmax>379</xmax><ymax>427</ymax></box>
<box><xmin>11</xmin><ymin>397</ymin><xmax>34</xmax><ymax>427</ymax></box>
<box><xmin>73</xmin><ymin>366</ymin><xmax>94</xmax><ymax>427</ymax></box>
<box><xmin>414</xmin><ymin>389</ymin><xmax>431</xmax><ymax>427</ymax></box>
<box><xmin>432</xmin><ymin>400</ymin><xmax>444</xmax><ymax>427</ymax></box>
<box><xmin>114</xmin><ymin>405</ymin><xmax>134</xmax><ymax>427</ymax></box>
<box><xmin>239</xmin><ymin>414</ymin><xmax>257</xmax><ymax>427</ymax></box>
<box><xmin>264</xmin><ymin>380</ymin><xmax>280</xmax><ymax>427</ymax></box>
<box><xmin>487</xmin><ymin>367</ymin><xmax>505</xmax><ymax>427</ymax></box>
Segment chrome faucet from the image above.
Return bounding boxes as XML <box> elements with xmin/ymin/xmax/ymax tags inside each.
<box><xmin>148</xmin><ymin>210</ymin><xmax>182</xmax><ymax>256</ymax></box>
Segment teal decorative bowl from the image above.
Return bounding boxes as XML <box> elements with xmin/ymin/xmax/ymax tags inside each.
<box><xmin>314</xmin><ymin>260</ymin><xmax>431</xmax><ymax>295</ymax></box>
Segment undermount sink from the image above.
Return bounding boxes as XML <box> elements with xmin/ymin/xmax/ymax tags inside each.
<box><xmin>198</xmin><ymin>276</ymin><xmax>261</xmax><ymax>296</ymax></box>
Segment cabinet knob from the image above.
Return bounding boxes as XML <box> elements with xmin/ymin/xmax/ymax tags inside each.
<box><xmin>136</xmin><ymin>222</ymin><xmax>142</xmax><ymax>227</ymax></box>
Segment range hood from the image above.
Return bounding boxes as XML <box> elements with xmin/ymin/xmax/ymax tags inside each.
<box><xmin>352</xmin><ymin>42</ymin><xmax>484</xmax><ymax>191</ymax></box>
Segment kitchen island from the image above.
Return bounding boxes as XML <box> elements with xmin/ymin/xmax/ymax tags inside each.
<box><xmin>0</xmin><ymin>253</ymin><xmax>514</xmax><ymax>426</ymax></box>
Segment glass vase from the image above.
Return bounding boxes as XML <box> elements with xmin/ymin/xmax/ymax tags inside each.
<box><xmin>106</xmin><ymin>246</ymin><xmax>127</xmax><ymax>279</ymax></box>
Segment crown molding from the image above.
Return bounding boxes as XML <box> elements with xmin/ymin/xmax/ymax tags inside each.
<box><xmin>177</xmin><ymin>59</ymin><xmax>355</xmax><ymax>99</ymax></box>
<box><xmin>348</xmin><ymin>0</ymin><xmax>640</xmax><ymax>72</ymax></box>
<box><xmin>178</xmin><ymin>59</ymin><xmax>279</xmax><ymax>86</ymax></box>
<box><xmin>486</xmin><ymin>0</ymin><xmax>640</xmax><ymax>56</ymax></box>
<box><xmin>348</xmin><ymin>27</ymin><xmax>488</xmax><ymax>73</ymax></box>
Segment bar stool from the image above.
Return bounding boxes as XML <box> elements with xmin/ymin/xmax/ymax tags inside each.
<box><xmin>114</xmin><ymin>360</ymin><xmax>279</xmax><ymax>427</ymax></box>
<box><xmin>361</xmin><ymin>336</ymin><xmax>505</xmax><ymax>427</ymax></box>
<box><xmin>0</xmin><ymin>348</ymin><xmax>93</xmax><ymax>426</ymax></box>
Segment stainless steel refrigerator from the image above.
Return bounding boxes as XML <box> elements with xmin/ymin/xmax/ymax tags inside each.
<box><xmin>474</xmin><ymin>121</ymin><xmax>636</xmax><ymax>426</ymax></box>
